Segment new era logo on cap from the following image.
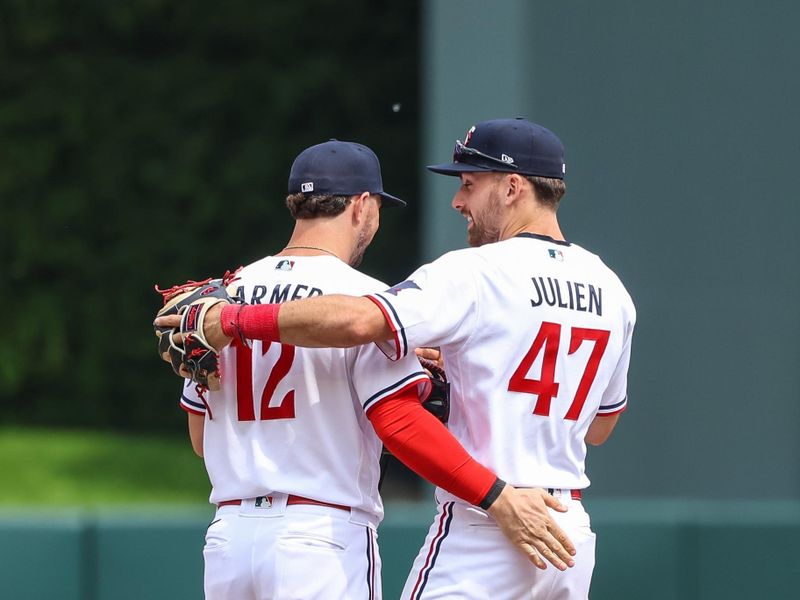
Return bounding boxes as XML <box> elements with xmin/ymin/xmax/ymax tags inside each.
<box><xmin>301</xmin><ymin>182</ymin><xmax>314</xmax><ymax>193</ymax></box>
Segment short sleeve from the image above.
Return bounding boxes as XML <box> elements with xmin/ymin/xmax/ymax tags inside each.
<box><xmin>180</xmin><ymin>379</ymin><xmax>206</xmax><ymax>415</ymax></box>
<box><xmin>598</xmin><ymin>312</ymin><xmax>636</xmax><ymax>415</ymax></box>
<box><xmin>349</xmin><ymin>343</ymin><xmax>431</xmax><ymax>413</ymax></box>
<box><xmin>365</xmin><ymin>252</ymin><xmax>478</xmax><ymax>360</ymax></box>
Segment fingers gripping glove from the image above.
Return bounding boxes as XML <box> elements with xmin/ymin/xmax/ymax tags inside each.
<box><xmin>418</xmin><ymin>357</ymin><xmax>450</xmax><ymax>423</ymax></box>
<box><xmin>154</xmin><ymin>269</ymin><xmax>241</xmax><ymax>393</ymax></box>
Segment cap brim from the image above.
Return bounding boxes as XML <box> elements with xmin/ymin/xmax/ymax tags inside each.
<box><xmin>426</xmin><ymin>162</ymin><xmax>499</xmax><ymax>176</ymax></box>
<box><xmin>379</xmin><ymin>192</ymin><xmax>406</xmax><ymax>208</ymax></box>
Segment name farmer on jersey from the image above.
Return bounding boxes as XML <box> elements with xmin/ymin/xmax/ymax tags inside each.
<box><xmin>231</xmin><ymin>280</ymin><xmax>323</xmax><ymax>304</ymax></box>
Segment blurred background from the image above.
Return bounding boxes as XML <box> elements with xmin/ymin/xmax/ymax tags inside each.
<box><xmin>1</xmin><ymin>1</ymin><xmax>798</xmax><ymax>598</ymax></box>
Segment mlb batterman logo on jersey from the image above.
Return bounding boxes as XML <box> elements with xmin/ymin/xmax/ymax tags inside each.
<box><xmin>385</xmin><ymin>280</ymin><xmax>421</xmax><ymax>296</ymax></box>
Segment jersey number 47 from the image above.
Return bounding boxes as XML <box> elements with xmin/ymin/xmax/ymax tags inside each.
<box><xmin>508</xmin><ymin>322</ymin><xmax>610</xmax><ymax>421</ymax></box>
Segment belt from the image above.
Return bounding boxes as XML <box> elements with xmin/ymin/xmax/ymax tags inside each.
<box><xmin>217</xmin><ymin>495</ymin><xmax>350</xmax><ymax>512</ymax></box>
<box><xmin>547</xmin><ymin>488</ymin><xmax>582</xmax><ymax>500</ymax></box>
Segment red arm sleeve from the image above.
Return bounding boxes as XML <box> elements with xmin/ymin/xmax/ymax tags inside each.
<box><xmin>367</xmin><ymin>385</ymin><xmax>497</xmax><ymax>506</ymax></box>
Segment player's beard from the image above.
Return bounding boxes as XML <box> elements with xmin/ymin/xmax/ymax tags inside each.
<box><xmin>350</xmin><ymin>211</ymin><xmax>378</xmax><ymax>267</ymax></box>
<box><xmin>467</xmin><ymin>187</ymin><xmax>503</xmax><ymax>247</ymax></box>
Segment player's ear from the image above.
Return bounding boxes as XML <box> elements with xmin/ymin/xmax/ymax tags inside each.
<box><xmin>351</xmin><ymin>192</ymin><xmax>371</xmax><ymax>224</ymax></box>
<box><xmin>503</xmin><ymin>174</ymin><xmax>524</xmax><ymax>204</ymax></box>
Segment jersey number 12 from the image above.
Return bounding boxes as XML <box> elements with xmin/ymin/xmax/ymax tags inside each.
<box><xmin>508</xmin><ymin>322</ymin><xmax>609</xmax><ymax>420</ymax></box>
<box><xmin>234</xmin><ymin>341</ymin><xmax>296</xmax><ymax>421</ymax></box>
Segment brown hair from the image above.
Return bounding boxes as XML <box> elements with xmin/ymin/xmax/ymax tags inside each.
<box><xmin>285</xmin><ymin>193</ymin><xmax>352</xmax><ymax>219</ymax></box>
<box><xmin>525</xmin><ymin>176</ymin><xmax>566</xmax><ymax>209</ymax></box>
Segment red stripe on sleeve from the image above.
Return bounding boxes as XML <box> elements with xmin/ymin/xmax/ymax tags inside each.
<box><xmin>364</xmin><ymin>295</ymin><xmax>401</xmax><ymax>359</ymax></box>
<box><xmin>180</xmin><ymin>403</ymin><xmax>205</xmax><ymax>416</ymax></box>
<box><xmin>597</xmin><ymin>404</ymin><xmax>627</xmax><ymax>416</ymax></box>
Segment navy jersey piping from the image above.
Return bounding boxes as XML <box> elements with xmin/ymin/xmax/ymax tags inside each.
<box><xmin>516</xmin><ymin>232</ymin><xmax>571</xmax><ymax>246</ymax></box>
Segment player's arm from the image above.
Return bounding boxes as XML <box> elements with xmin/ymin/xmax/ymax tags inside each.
<box><xmin>586</xmin><ymin>317</ymin><xmax>633</xmax><ymax>446</ymax></box>
<box><xmin>153</xmin><ymin>295</ymin><xmax>389</xmax><ymax>351</ymax></box>
<box><xmin>367</xmin><ymin>387</ymin><xmax>495</xmax><ymax>506</ymax></box>
<box><xmin>368</xmin><ymin>387</ymin><xmax>576</xmax><ymax>571</ymax></box>
<box><xmin>585</xmin><ymin>412</ymin><xmax>621</xmax><ymax>445</ymax></box>
<box><xmin>180</xmin><ymin>381</ymin><xmax>206</xmax><ymax>457</ymax></box>
<box><xmin>187</xmin><ymin>412</ymin><xmax>204</xmax><ymax>457</ymax></box>
<box><xmin>278</xmin><ymin>294</ymin><xmax>388</xmax><ymax>346</ymax></box>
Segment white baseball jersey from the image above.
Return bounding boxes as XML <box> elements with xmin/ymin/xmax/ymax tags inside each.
<box><xmin>180</xmin><ymin>255</ymin><xmax>431</xmax><ymax>522</ymax></box>
<box><xmin>367</xmin><ymin>233</ymin><xmax>636</xmax><ymax>492</ymax></box>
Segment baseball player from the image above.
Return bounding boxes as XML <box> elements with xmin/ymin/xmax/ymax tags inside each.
<box><xmin>166</xmin><ymin>139</ymin><xmax>576</xmax><ymax>600</ymax></box>
<box><xmin>164</xmin><ymin>118</ymin><xmax>636</xmax><ymax>599</ymax></box>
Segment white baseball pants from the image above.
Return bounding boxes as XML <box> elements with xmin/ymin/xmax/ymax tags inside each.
<box><xmin>203</xmin><ymin>494</ymin><xmax>381</xmax><ymax>599</ymax></box>
<box><xmin>401</xmin><ymin>489</ymin><xmax>596</xmax><ymax>599</ymax></box>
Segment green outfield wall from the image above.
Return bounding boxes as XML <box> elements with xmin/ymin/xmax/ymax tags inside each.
<box><xmin>2</xmin><ymin>500</ymin><xmax>799</xmax><ymax>599</ymax></box>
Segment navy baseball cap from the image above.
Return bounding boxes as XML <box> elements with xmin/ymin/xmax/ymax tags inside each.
<box><xmin>427</xmin><ymin>118</ymin><xmax>566</xmax><ymax>179</ymax></box>
<box><xmin>288</xmin><ymin>140</ymin><xmax>405</xmax><ymax>207</ymax></box>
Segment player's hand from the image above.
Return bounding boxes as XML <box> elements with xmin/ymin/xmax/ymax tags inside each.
<box><xmin>153</xmin><ymin>302</ymin><xmax>233</xmax><ymax>354</ymax></box>
<box><xmin>486</xmin><ymin>484</ymin><xmax>576</xmax><ymax>570</ymax></box>
<box><xmin>415</xmin><ymin>347</ymin><xmax>444</xmax><ymax>370</ymax></box>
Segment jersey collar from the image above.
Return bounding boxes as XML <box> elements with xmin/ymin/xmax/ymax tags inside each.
<box><xmin>515</xmin><ymin>232</ymin><xmax>571</xmax><ymax>246</ymax></box>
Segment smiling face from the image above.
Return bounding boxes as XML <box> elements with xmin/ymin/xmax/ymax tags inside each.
<box><xmin>451</xmin><ymin>172</ymin><xmax>506</xmax><ymax>247</ymax></box>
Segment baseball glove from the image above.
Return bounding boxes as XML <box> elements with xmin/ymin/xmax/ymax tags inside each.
<box><xmin>154</xmin><ymin>269</ymin><xmax>241</xmax><ymax>392</ymax></box>
<box><xmin>418</xmin><ymin>356</ymin><xmax>450</xmax><ymax>423</ymax></box>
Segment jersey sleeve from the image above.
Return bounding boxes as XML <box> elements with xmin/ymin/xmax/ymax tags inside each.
<box><xmin>349</xmin><ymin>342</ymin><xmax>431</xmax><ymax>412</ymax></box>
<box><xmin>365</xmin><ymin>252</ymin><xmax>478</xmax><ymax>360</ymax></box>
<box><xmin>597</xmin><ymin>308</ymin><xmax>636</xmax><ymax>416</ymax></box>
<box><xmin>179</xmin><ymin>379</ymin><xmax>206</xmax><ymax>415</ymax></box>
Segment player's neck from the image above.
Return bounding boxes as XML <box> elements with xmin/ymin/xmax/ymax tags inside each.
<box><xmin>502</xmin><ymin>212</ymin><xmax>564</xmax><ymax>242</ymax></box>
<box><xmin>279</xmin><ymin>222</ymin><xmax>351</xmax><ymax>262</ymax></box>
